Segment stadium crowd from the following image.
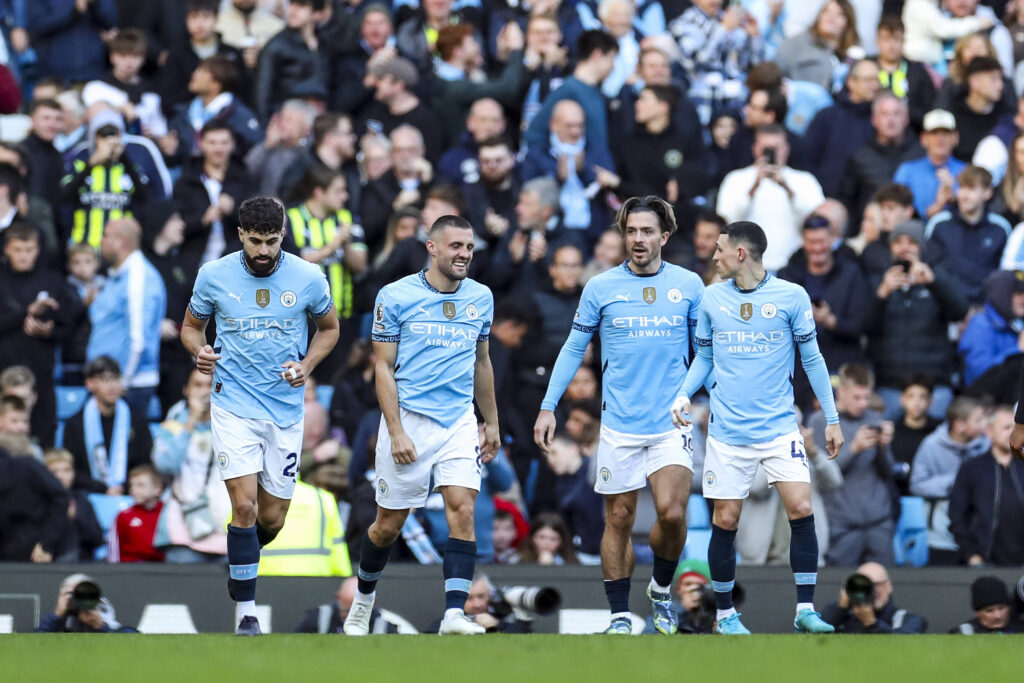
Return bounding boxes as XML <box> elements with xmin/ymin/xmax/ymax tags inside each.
<box><xmin>2</xmin><ymin>0</ymin><xmax>1024</xmax><ymax>593</ymax></box>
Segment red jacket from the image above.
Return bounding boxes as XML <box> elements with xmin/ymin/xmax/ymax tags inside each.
<box><xmin>110</xmin><ymin>502</ymin><xmax>165</xmax><ymax>563</ymax></box>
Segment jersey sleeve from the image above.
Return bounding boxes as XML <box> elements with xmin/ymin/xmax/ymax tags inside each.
<box><xmin>693</xmin><ymin>291</ymin><xmax>713</xmax><ymax>348</ymax></box>
<box><xmin>306</xmin><ymin>270</ymin><xmax>334</xmax><ymax>318</ymax></box>
<box><xmin>478</xmin><ymin>288</ymin><xmax>494</xmax><ymax>342</ymax></box>
<box><xmin>688</xmin><ymin>275</ymin><xmax>704</xmax><ymax>330</ymax></box>
<box><xmin>572</xmin><ymin>280</ymin><xmax>602</xmax><ymax>333</ymax></box>
<box><xmin>789</xmin><ymin>287</ymin><xmax>817</xmax><ymax>343</ymax></box>
<box><xmin>187</xmin><ymin>265</ymin><xmax>214</xmax><ymax>320</ymax></box>
<box><xmin>349</xmin><ymin>221</ymin><xmax>368</xmax><ymax>251</ymax></box>
<box><xmin>371</xmin><ymin>285</ymin><xmax>401</xmax><ymax>343</ymax></box>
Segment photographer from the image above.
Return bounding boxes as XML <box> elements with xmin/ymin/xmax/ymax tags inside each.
<box><xmin>442</xmin><ymin>575</ymin><xmax>560</xmax><ymax>634</ymax></box>
<box><xmin>822</xmin><ymin>563</ymin><xmax>926</xmax><ymax>634</ymax></box>
<box><xmin>36</xmin><ymin>574</ymin><xmax>137</xmax><ymax>633</ymax></box>
<box><xmin>294</xmin><ymin>577</ymin><xmax>409</xmax><ymax>634</ymax></box>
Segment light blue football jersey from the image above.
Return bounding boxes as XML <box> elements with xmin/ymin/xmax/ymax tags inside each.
<box><xmin>541</xmin><ymin>261</ymin><xmax>704</xmax><ymax>435</ymax></box>
<box><xmin>692</xmin><ymin>274</ymin><xmax>819</xmax><ymax>445</ymax></box>
<box><xmin>371</xmin><ymin>271</ymin><xmax>493</xmax><ymax>427</ymax></box>
<box><xmin>188</xmin><ymin>251</ymin><xmax>333</xmax><ymax>428</ymax></box>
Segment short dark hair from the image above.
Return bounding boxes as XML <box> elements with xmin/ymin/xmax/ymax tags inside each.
<box><xmin>872</xmin><ymin>182</ymin><xmax>914</xmax><ymax>207</ymax></box>
<box><xmin>757</xmin><ymin>88</ymin><xmax>789</xmax><ymax>123</ymax></box>
<box><xmin>964</xmin><ymin>56</ymin><xmax>1003</xmax><ymax>80</ymax></box>
<box><xmin>755</xmin><ymin>122</ymin><xmax>787</xmax><ymax>139</ymax></box>
<box><xmin>3</xmin><ymin>220</ymin><xmax>38</xmax><ymax>243</ymax></box>
<box><xmin>900</xmin><ymin>374</ymin><xmax>934</xmax><ymax>393</ymax></box>
<box><xmin>0</xmin><ymin>395</ymin><xmax>27</xmax><ymax>414</ymax></box>
<box><xmin>643</xmin><ymin>84</ymin><xmax>678</xmax><ymax>114</ymax></box>
<box><xmin>0</xmin><ymin>162</ymin><xmax>23</xmax><ymax>199</ymax></box>
<box><xmin>877</xmin><ymin>14</ymin><xmax>904</xmax><ymax>35</ymax></box>
<box><xmin>478</xmin><ymin>134</ymin><xmax>512</xmax><ymax>152</ymax></box>
<box><xmin>185</xmin><ymin>0</ymin><xmax>219</xmax><ymax>15</ymax></box>
<box><xmin>947</xmin><ymin>396</ymin><xmax>982</xmax><ymax>425</ymax></box>
<box><xmin>616</xmin><ymin>195</ymin><xmax>678</xmax><ymax>235</ymax></box>
<box><xmin>425</xmin><ymin>184</ymin><xmax>467</xmax><ymax>217</ymax></box>
<box><xmin>493</xmin><ymin>299</ymin><xmax>530</xmax><ymax>326</ymax></box>
<box><xmin>29</xmin><ymin>98</ymin><xmax>62</xmax><ymax>116</ymax></box>
<box><xmin>300</xmin><ymin>165</ymin><xmax>342</xmax><ymax>198</ymax></box>
<box><xmin>695</xmin><ymin>210</ymin><xmax>727</xmax><ymax>229</ymax></box>
<box><xmin>722</xmin><ymin>221</ymin><xmax>767</xmax><ymax>261</ymax></box>
<box><xmin>85</xmin><ymin>355</ymin><xmax>121</xmax><ymax>379</ymax></box>
<box><xmin>838</xmin><ymin>363</ymin><xmax>874</xmax><ymax>389</ymax></box>
<box><xmin>198</xmin><ymin>55</ymin><xmax>239</xmax><ymax>92</ymax></box>
<box><xmin>429</xmin><ymin>214</ymin><xmax>473</xmax><ymax>236</ymax></box>
<box><xmin>109</xmin><ymin>27</ymin><xmax>147</xmax><ymax>56</ymax></box>
<box><xmin>803</xmin><ymin>214</ymin><xmax>831</xmax><ymax>232</ymax></box>
<box><xmin>568</xmin><ymin>398</ymin><xmax>601</xmax><ymax>421</ymax></box>
<box><xmin>199</xmin><ymin>118</ymin><xmax>233</xmax><ymax>139</ymax></box>
<box><xmin>128</xmin><ymin>463</ymin><xmax>163</xmax><ymax>486</ymax></box>
<box><xmin>291</xmin><ymin>0</ymin><xmax>326</xmax><ymax>9</ymax></box>
<box><xmin>577</xmin><ymin>29</ymin><xmax>618</xmax><ymax>61</ymax></box>
<box><xmin>312</xmin><ymin>112</ymin><xmax>345</xmax><ymax>148</ymax></box>
<box><xmin>238</xmin><ymin>196</ymin><xmax>285</xmax><ymax>234</ymax></box>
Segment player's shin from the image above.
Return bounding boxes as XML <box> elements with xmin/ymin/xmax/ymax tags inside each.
<box><xmin>227</xmin><ymin>525</ymin><xmax>260</xmax><ymax>622</ymax></box>
<box><xmin>708</xmin><ymin>524</ymin><xmax>738</xmax><ymax>618</ymax></box>
<box><xmin>443</xmin><ymin>538</ymin><xmax>477</xmax><ymax>613</ymax></box>
<box><xmin>650</xmin><ymin>555</ymin><xmax>678</xmax><ymax>595</ymax></box>
<box><xmin>357</xmin><ymin>530</ymin><xmax>393</xmax><ymax>598</ymax></box>
<box><xmin>789</xmin><ymin>514</ymin><xmax>818</xmax><ymax>612</ymax></box>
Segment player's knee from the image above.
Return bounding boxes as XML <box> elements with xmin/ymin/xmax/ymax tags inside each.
<box><xmin>712</xmin><ymin>508</ymin><xmax>740</xmax><ymax>530</ymax></box>
<box><xmin>605</xmin><ymin>501</ymin><xmax>636</xmax><ymax>531</ymax></box>
<box><xmin>787</xmin><ymin>499</ymin><xmax>813</xmax><ymax>520</ymax></box>
<box><xmin>656</xmin><ymin>503</ymin><xmax>685</xmax><ymax>530</ymax></box>
<box><xmin>232</xmin><ymin>500</ymin><xmax>258</xmax><ymax>527</ymax></box>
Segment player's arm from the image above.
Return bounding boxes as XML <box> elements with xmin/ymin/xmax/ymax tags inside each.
<box><xmin>474</xmin><ymin>339</ymin><xmax>500</xmax><ymax>463</ymax></box>
<box><xmin>281</xmin><ymin>307</ymin><xmax>340</xmax><ymax>387</ymax></box>
<box><xmin>797</xmin><ymin>335</ymin><xmax>843</xmax><ymax>458</ymax></box>
<box><xmin>180</xmin><ymin>309</ymin><xmax>220</xmax><ymax>375</ymax></box>
<box><xmin>671</xmin><ymin>341</ymin><xmax>713</xmax><ymax>428</ymax></box>
<box><xmin>533</xmin><ymin>326</ymin><xmax>593</xmax><ymax>451</ymax></box>
<box><xmin>372</xmin><ymin>339</ymin><xmax>417</xmax><ymax>464</ymax></box>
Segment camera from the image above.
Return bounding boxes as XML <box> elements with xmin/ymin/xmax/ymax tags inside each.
<box><xmin>67</xmin><ymin>580</ymin><xmax>102</xmax><ymax>616</ymax></box>
<box><xmin>845</xmin><ymin>573</ymin><xmax>874</xmax><ymax>608</ymax></box>
<box><xmin>489</xmin><ymin>585</ymin><xmax>561</xmax><ymax>619</ymax></box>
<box><xmin>763</xmin><ymin>147</ymin><xmax>777</xmax><ymax>166</ymax></box>
<box><xmin>894</xmin><ymin>259</ymin><xmax>912</xmax><ymax>273</ymax></box>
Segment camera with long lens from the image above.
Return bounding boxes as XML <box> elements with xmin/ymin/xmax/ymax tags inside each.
<box><xmin>489</xmin><ymin>585</ymin><xmax>562</xmax><ymax>620</ymax></box>
<box><xmin>67</xmin><ymin>580</ymin><xmax>102</xmax><ymax>616</ymax></box>
<box><xmin>845</xmin><ymin>573</ymin><xmax>875</xmax><ymax>608</ymax></box>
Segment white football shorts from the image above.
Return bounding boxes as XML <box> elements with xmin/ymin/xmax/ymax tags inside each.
<box><xmin>701</xmin><ymin>429</ymin><xmax>810</xmax><ymax>499</ymax></box>
<box><xmin>594</xmin><ymin>424</ymin><xmax>694</xmax><ymax>495</ymax></box>
<box><xmin>211</xmin><ymin>404</ymin><xmax>303</xmax><ymax>500</ymax></box>
<box><xmin>374</xmin><ymin>406</ymin><xmax>481</xmax><ymax>510</ymax></box>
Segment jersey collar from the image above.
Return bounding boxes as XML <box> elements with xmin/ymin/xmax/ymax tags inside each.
<box><xmin>239</xmin><ymin>250</ymin><xmax>285</xmax><ymax>278</ymax></box>
<box><xmin>418</xmin><ymin>269</ymin><xmax>461</xmax><ymax>294</ymax></box>
<box><xmin>620</xmin><ymin>260</ymin><xmax>665</xmax><ymax>278</ymax></box>
<box><xmin>732</xmin><ymin>272</ymin><xmax>771</xmax><ymax>293</ymax></box>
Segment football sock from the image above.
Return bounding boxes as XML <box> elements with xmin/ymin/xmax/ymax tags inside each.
<box><xmin>235</xmin><ymin>601</ymin><xmax>256</xmax><ymax>623</ymax></box>
<box><xmin>357</xmin><ymin>531</ymin><xmax>393</xmax><ymax>596</ymax></box>
<box><xmin>604</xmin><ymin>578</ymin><xmax>631</xmax><ymax>616</ymax></box>
<box><xmin>227</xmin><ymin>525</ymin><xmax>259</xmax><ymax>608</ymax></box>
<box><xmin>789</xmin><ymin>514</ymin><xmax>818</xmax><ymax>606</ymax></box>
<box><xmin>255</xmin><ymin>521</ymin><xmax>279</xmax><ymax>548</ymax></box>
<box><xmin>443</xmin><ymin>538</ymin><xmax>477</xmax><ymax>611</ymax></box>
<box><xmin>708</xmin><ymin>524</ymin><xmax>737</xmax><ymax>612</ymax></box>
<box><xmin>650</xmin><ymin>555</ymin><xmax>677</xmax><ymax>595</ymax></box>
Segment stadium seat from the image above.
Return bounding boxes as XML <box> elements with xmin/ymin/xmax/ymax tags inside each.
<box><xmin>687</xmin><ymin>495</ymin><xmax>711</xmax><ymax>529</ymax></box>
<box><xmin>316</xmin><ymin>385</ymin><xmax>334</xmax><ymax>410</ymax></box>
<box><xmin>893</xmin><ymin>496</ymin><xmax>929</xmax><ymax>567</ymax></box>
<box><xmin>55</xmin><ymin>386</ymin><xmax>88</xmax><ymax>421</ymax></box>
<box><xmin>88</xmin><ymin>494</ymin><xmax>135</xmax><ymax>561</ymax></box>
<box><xmin>683</xmin><ymin>528</ymin><xmax>711</xmax><ymax>562</ymax></box>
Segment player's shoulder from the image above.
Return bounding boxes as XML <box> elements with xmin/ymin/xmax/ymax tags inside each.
<box><xmin>283</xmin><ymin>252</ymin><xmax>328</xmax><ymax>281</ymax></box>
<box><xmin>662</xmin><ymin>262</ymin><xmax>705</xmax><ymax>288</ymax></box>
<box><xmin>461</xmin><ymin>277</ymin><xmax>493</xmax><ymax>302</ymax></box>
<box><xmin>765</xmin><ymin>275</ymin><xmax>809</xmax><ymax>301</ymax></box>
<box><xmin>582</xmin><ymin>262</ymin><xmax>627</xmax><ymax>293</ymax></box>
<box><xmin>702</xmin><ymin>280</ymin><xmax>731</xmax><ymax>302</ymax></box>
<box><xmin>379</xmin><ymin>272</ymin><xmax>422</xmax><ymax>296</ymax></box>
<box><xmin>196</xmin><ymin>251</ymin><xmax>240</xmax><ymax>280</ymax></box>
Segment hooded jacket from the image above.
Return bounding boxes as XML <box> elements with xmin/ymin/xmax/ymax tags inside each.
<box><xmin>0</xmin><ymin>447</ymin><xmax>70</xmax><ymax>561</ymax></box>
<box><xmin>802</xmin><ymin>92</ymin><xmax>875</xmax><ymax>197</ymax></box>
<box><xmin>958</xmin><ymin>270</ymin><xmax>1024</xmax><ymax>386</ymax></box>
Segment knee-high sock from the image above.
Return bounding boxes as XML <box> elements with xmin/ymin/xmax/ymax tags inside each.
<box><xmin>227</xmin><ymin>525</ymin><xmax>260</xmax><ymax>602</ymax></box>
<box><xmin>708</xmin><ymin>524</ymin><xmax>737</xmax><ymax>611</ymax></box>
<box><xmin>357</xmin><ymin>531</ymin><xmax>393</xmax><ymax>596</ymax></box>
<box><xmin>604</xmin><ymin>578</ymin><xmax>631</xmax><ymax>615</ymax></box>
<box><xmin>443</xmin><ymin>538</ymin><xmax>477</xmax><ymax>611</ymax></box>
<box><xmin>789</xmin><ymin>514</ymin><xmax>818</xmax><ymax>605</ymax></box>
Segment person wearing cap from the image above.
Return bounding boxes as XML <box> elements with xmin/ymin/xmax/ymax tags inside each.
<box><xmin>948</xmin><ymin>56</ymin><xmax>1009</xmax><ymax>160</ymax></box>
<box><xmin>360</xmin><ymin>55</ymin><xmax>444</xmax><ymax>165</ymax></box>
<box><xmin>894</xmin><ymin>108</ymin><xmax>967</xmax><ymax>219</ymax></box>
<box><xmin>254</xmin><ymin>0</ymin><xmax>329</xmax><ymax>124</ymax></box>
<box><xmin>950</xmin><ymin>575</ymin><xmax>1020</xmax><ymax>633</ymax></box>
<box><xmin>959</xmin><ymin>269</ymin><xmax>1024</xmax><ymax>387</ymax></box>
<box><xmin>643</xmin><ymin>559</ymin><xmax>715</xmax><ymax>634</ymax></box>
<box><xmin>866</xmin><ymin>218</ymin><xmax>967</xmax><ymax>420</ymax></box>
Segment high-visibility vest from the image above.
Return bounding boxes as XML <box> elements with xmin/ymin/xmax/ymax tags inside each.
<box><xmin>879</xmin><ymin>62</ymin><xmax>909</xmax><ymax>99</ymax></box>
<box><xmin>69</xmin><ymin>161</ymin><xmax>135</xmax><ymax>248</ymax></box>
<box><xmin>258</xmin><ymin>480</ymin><xmax>352</xmax><ymax>577</ymax></box>
<box><xmin>287</xmin><ymin>204</ymin><xmax>355</xmax><ymax>318</ymax></box>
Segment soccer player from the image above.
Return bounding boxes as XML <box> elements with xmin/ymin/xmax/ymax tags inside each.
<box><xmin>670</xmin><ymin>221</ymin><xmax>844</xmax><ymax>635</ymax></box>
<box><xmin>534</xmin><ymin>196</ymin><xmax>704</xmax><ymax>635</ymax></box>
<box><xmin>180</xmin><ymin>196</ymin><xmax>339</xmax><ymax>635</ymax></box>
<box><xmin>344</xmin><ymin>215</ymin><xmax>500</xmax><ymax>636</ymax></box>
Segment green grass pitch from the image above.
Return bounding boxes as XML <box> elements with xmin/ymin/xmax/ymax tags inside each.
<box><xmin>2</xmin><ymin>634</ymin><xmax>1023</xmax><ymax>682</ymax></box>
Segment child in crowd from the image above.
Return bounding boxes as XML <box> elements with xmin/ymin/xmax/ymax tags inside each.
<box><xmin>44</xmin><ymin>448</ymin><xmax>103</xmax><ymax>562</ymax></box>
<box><xmin>109</xmin><ymin>464</ymin><xmax>165</xmax><ymax>563</ymax></box>
<box><xmin>512</xmin><ymin>512</ymin><xmax>578</xmax><ymax>565</ymax></box>
<box><xmin>66</xmin><ymin>243</ymin><xmax>106</xmax><ymax>306</ymax></box>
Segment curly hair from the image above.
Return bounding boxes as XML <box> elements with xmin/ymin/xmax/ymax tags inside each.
<box><xmin>238</xmin><ymin>196</ymin><xmax>285</xmax><ymax>235</ymax></box>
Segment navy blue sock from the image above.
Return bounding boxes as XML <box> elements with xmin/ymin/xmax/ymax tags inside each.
<box><xmin>652</xmin><ymin>555</ymin><xmax>678</xmax><ymax>593</ymax></box>
<box><xmin>255</xmin><ymin>522</ymin><xmax>279</xmax><ymax>548</ymax></box>
<box><xmin>443</xmin><ymin>538</ymin><xmax>477</xmax><ymax>611</ymax></box>
<box><xmin>227</xmin><ymin>525</ymin><xmax>260</xmax><ymax>602</ymax></box>
<box><xmin>604</xmin><ymin>578</ymin><xmax>631</xmax><ymax>614</ymax></box>
<box><xmin>789</xmin><ymin>514</ymin><xmax>818</xmax><ymax>605</ymax></box>
<box><xmin>708</xmin><ymin>524</ymin><xmax>738</xmax><ymax>611</ymax></box>
<box><xmin>357</xmin><ymin>531</ymin><xmax>393</xmax><ymax>595</ymax></box>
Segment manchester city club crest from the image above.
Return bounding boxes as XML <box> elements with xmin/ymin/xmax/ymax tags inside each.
<box><xmin>217</xmin><ymin>452</ymin><xmax>229</xmax><ymax>470</ymax></box>
<box><xmin>256</xmin><ymin>289</ymin><xmax>270</xmax><ymax>308</ymax></box>
<box><xmin>667</xmin><ymin>288</ymin><xmax>683</xmax><ymax>303</ymax></box>
<box><xmin>600</xmin><ymin>467</ymin><xmax>611</xmax><ymax>484</ymax></box>
<box><xmin>704</xmin><ymin>470</ymin><xmax>717</xmax><ymax>488</ymax></box>
<box><xmin>280</xmin><ymin>290</ymin><xmax>297</xmax><ymax>307</ymax></box>
<box><xmin>643</xmin><ymin>287</ymin><xmax>657</xmax><ymax>304</ymax></box>
<box><xmin>378</xmin><ymin>479</ymin><xmax>389</xmax><ymax>497</ymax></box>
<box><xmin>467</xmin><ymin>304</ymin><xmax>479</xmax><ymax>319</ymax></box>
<box><xmin>761</xmin><ymin>303</ymin><xmax>777</xmax><ymax>319</ymax></box>
<box><xmin>740</xmin><ymin>303</ymin><xmax>753</xmax><ymax>321</ymax></box>
<box><xmin>443</xmin><ymin>301</ymin><xmax>456</xmax><ymax>319</ymax></box>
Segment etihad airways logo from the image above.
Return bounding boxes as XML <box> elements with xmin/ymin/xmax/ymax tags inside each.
<box><xmin>612</xmin><ymin>315</ymin><xmax>688</xmax><ymax>339</ymax></box>
<box><xmin>222</xmin><ymin>317</ymin><xmax>299</xmax><ymax>340</ymax></box>
<box><xmin>715</xmin><ymin>329</ymin><xmax>785</xmax><ymax>354</ymax></box>
<box><xmin>409</xmin><ymin>322</ymin><xmax>478</xmax><ymax>349</ymax></box>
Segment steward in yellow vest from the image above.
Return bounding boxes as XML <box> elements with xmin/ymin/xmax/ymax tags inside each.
<box><xmin>258</xmin><ymin>480</ymin><xmax>352</xmax><ymax>576</ymax></box>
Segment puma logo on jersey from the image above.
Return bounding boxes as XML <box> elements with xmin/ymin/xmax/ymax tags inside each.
<box><xmin>418</xmin><ymin>306</ymin><xmax>431</xmax><ymax>317</ymax></box>
<box><xmin>228</xmin><ymin>292</ymin><xmax>243</xmax><ymax>304</ymax></box>
<box><xmin>719</xmin><ymin>305</ymin><xmax>746</xmax><ymax>322</ymax></box>
<box><xmin>614</xmin><ymin>293</ymin><xmax>631</xmax><ymax>302</ymax></box>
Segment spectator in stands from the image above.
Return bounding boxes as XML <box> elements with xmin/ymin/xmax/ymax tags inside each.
<box><xmin>0</xmin><ymin>163</ymin><xmax>50</xmax><ymax>268</ymax></box>
<box><xmin>861</xmin><ymin>186</ymin><xmax>916</xmax><ymax>288</ymax></box>
<box><xmin>64</xmin><ymin>356</ymin><xmax>154</xmax><ymax>496</ymax></box>
<box><xmin>151</xmin><ymin>367</ymin><xmax>229</xmax><ymax>563</ymax></box>
<box><xmin>890</xmin><ymin>378</ymin><xmax>943</xmax><ymax>496</ymax></box>
<box><xmin>872</xmin><ymin>15</ymin><xmax>937</xmax><ymax>133</ymax></box>
<box><xmin>924</xmin><ymin>165</ymin><xmax>1010</xmax><ymax>306</ymax></box>
<box><xmin>941</xmin><ymin>3</ymin><xmax>1015</xmax><ymax>80</ymax></box>
<box><xmin>901</xmin><ymin>0</ymin><xmax>993</xmax><ymax>73</ymax></box>
<box><xmin>717</xmin><ymin>123</ymin><xmax>825</xmax><ymax>271</ymax></box>
<box><xmin>329</xmin><ymin>4</ymin><xmax>395</xmax><ymax>117</ymax></box>
<box><xmin>0</xmin><ymin>367</ymin><xmax>38</xmax><ymax>434</ymax></box>
<box><xmin>244</xmin><ymin>99</ymin><xmax>315</xmax><ymax>197</ymax></box>
<box><xmin>811</xmin><ymin>365</ymin><xmax>896</xmax><ymax>567</ymax></box>
<box><xmin>950</xmin><ymin>576</ymin><xmax>1020</xmax><ymax>633</ymax></box>
<box><xmin>803</xmin><ymin>59</ymin><xmax>880</xmax><ymax>198</ymax></box>
<box><xmin>166</xmin><ymin>55</ymin><xmax>262</xmax><ymax>164</ymax></box>
<box><xmin>669</xmin><ymin>0</ymin><xmax>764</xmax><ymax>125</ymax></box>
<box><xmin>82</xmin><ymin>28</ymin><xmax>167</xmax><ymax>140</ymax></box>
<box><xmin>279</xmin><ymin>113</ymin><xmax>360</xmax><ymax>212</ymax></box>
<box><xmin>894</xmin><ymin>109</ymin><xmax>966</xmax><ymax>219</ymax></box>
<box><xmin>544</xmin><ymin>433</ymin><xmax>602</xmax><ymax>560</ymax></box>
<box><xmin>360</xmin><ymin>56</ymin><xmax>444</xmax><ymax>164</ymax></box>
<box><xmin>949</xmin><ymin>405</ymin><xmax>1024</xmax><ymax>567</ymax></box>
<box><xmin>679</xmin><ymin>211</ymin><xmax>724</xmax><ymax>284</ymax></box>
<box><xmin>518</xmin><ymin>11</ymin><xmax>571</xmax><ymax>134</ymax></box>
<box><xmin>108</xmin><ymin>464</ymin><xmax>164</xmax><ymax>563</ymax></box>
<box><xmin>0</xmin><ymin>396</ymin><xmax>33</xmax><ymax>445</ymax></box>
<box><xmin>432</xmin><ymin>23</ymin><xmax>523</xmax><ymax>144</ymax></box>
<box><xmin>44</xmin><ymin>448</ymin><xmax>103</xmax><ymax>562</ymax></box>
<box><xmin>26</xmin><ymin>0</ymin><xmax>118</xmax><ymax>85</ymax></box>
<box><xmin>216</xmin><ymin>0</ymin><xmax>284</xmax><ymax>67</ymax></box>
<box><xmin>492</xmin><ymin>509</ymin><xmax>519</xmax><ymax>563</ymax></box>
<box><xmin>24</xmin><ymin>99</ymin><xmax>65</xmax><ymax>227</ymax></box>
<box><xmin>86</xmin><ymin>217</ymin><xmax>165</xmax><ymax>417</ymax></box>
<box><xmin>0</xmin><ymin>221</ymin><xmax>83</xmax><ymax>447</ymax></box>
<box><xmin>580</xmin><ymin>227</ymin><xmax>625</xmax><ymax>284</ymax></box>
<box><xmin>822</xmin><ymin>562</ymin><xmax>928</xmax><ymax>633</ymax></box>
<box><xmin>512</xmin><ymin>511</ymin><xmax>578</xmax><ymax>565</ymax></box>
<box><xmin>0</xmin><ymin>443</ymin><xmax>69</xmax><ymax>562</ymax></box>
<box><xmin>990</xmin><ymin>131</ymin><xmax>1024</xmax><ymax>228</ymax></box>
<box><xmin>911</xmin><ymin>396</ymin><xmax>990</xmax><ymax>564</ymax></box>
<box><xmin>776</xmin><ymin>0</ymin><xmax>860</xmax><ymax>92</ymax></box>
<box><xmin>842</xmin><ymin>93</ymin><xmax>924</xmax><ymax>224</ymax></box>
<box><xmin>959</xmin><ymin>269</ymin><xmax>1024</xmax><ymax>387</ymax></box>
<box><xmin>55</xmin><ymin>90</ymin><xmax>88</xmax><ymax>154</ymax></box>
<box><xmin>608</xmin><ymin>46</ymin><xmax>700</xmax><ymax>144</ymax></box>
<box><xmin>395</xmin><ymin>0</ymin><xmax>477</xmax><ymax>76</ymax></box>
<box><xmin>524</xmin><ymin>29</ymin><xmax>618</xmax><ymax>162</ymax></box>
<box><xmin>294</xmin><ymin>577</ymin><xmax>402</xmax><ymax>633</ymax></box>
<box><xmin>948</xmin><ymin>56</ymin><xmax>1008</xmax><ymax>160</ymax></box>
<box><xmin>255</xmin><ymin>0</ymin><xmax>328</xmax><ymax>123</ymax></box>
<box><xmin>724</xmin><ymin>83</ymin><xmax>792</xmax><ymax>175</ymax></box>
<box><xmin>463</xmin><ymin>135</ymin><xmax>519</xmax><ymax>252</ymax></box>
<box><xmin>438</xmin><ymin>98</ymin><xmax>507</xmax><ymax>187</ymax></box>
<box><xmin>360</xmin><ymin>124</ymin><xmax>434</xmax><ymax>253</ymax></box>
<box><xmin>866</xmin><ymin>219</ymin><xmax>967</xmax><ymax>419</ymax></box>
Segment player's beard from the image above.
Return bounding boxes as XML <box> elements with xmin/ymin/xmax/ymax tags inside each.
<box><xmin>440</xmin><ymin>254</ymin><xmax>471</xmax><ymax>281</ymax></box>
<box><xmin>245</xmin><ymin>250</ymin><xmax>280</xmax><ymax>276</ymax></box>
<box><xmin>629</xmin><ymin>242</ymin><xmax>659</xmax><ymax>270</ymax></box>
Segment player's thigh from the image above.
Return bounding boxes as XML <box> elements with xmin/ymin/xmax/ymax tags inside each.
<box><xmin>701</xmin><ymin>435</ymin><xmax>761</xmax><ymax>500</ymax></box>
<box><xmin>760</xmin><ymin>431</ymin><xmax>811</xmax><ymax>491</ymax></box>
<box><xmin>594</xmin><ymin>425</ymin><xmax>648</xmax><ymax>494</ymax></box>
<box><xmin>433</xmin><ymin>408</ymin><xmax>483</xmax><ymax>494</ymax></box>
<box><xmin>374</xmin><ymin>410</ymin><xmax>436</xmax><ymax>510</ymax></box>
<box><xmin>645</xmin><ymin>428</ymin><xmax>695</xmax><ymax>509</ymax></box>
<box><xmin>257</xmin><ymin>416</ymin><xmax>303</xmax><ymax>500</ymax></box>
<box><xmin>211</xmin><ymin>405</ymin><xmax>266</xmax><ymax>484</ymax></box>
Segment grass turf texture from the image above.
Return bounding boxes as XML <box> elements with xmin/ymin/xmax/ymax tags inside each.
<box><xmin>3</xmin><ymin>634</ymin><xmax>1023</xmax><ymax>682</ymax></box>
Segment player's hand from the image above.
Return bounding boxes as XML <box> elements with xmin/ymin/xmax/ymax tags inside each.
<box><xmin>480</xmin><ymin>422</ymin><xmax>500</xmax><ymax>463</ymax></box>
<box><xmin>195</xmin><ymin>344</ymin><xmax>220</xmax><ymax>375</ymax></box>
<box><xmin>824</xmin><ymin>423</ymin><xmax>844</xmax><ymax>459</ymax></box>
<box><xmin>670</xmin><ymin>395</ymin><xmax>691</xmax><ymax>428</ymax></box>
<box><xmin>280</xmin><ymin>361</ymin><xmax>308</xmax><ymax>387</ymax></box>
<box><xmin>390</xmin><ymin>431</ymin><xmax>418</xmax><ymax>464</ymax></box>
<box><xmin>1010</xmin><ymin>423</ymin><xmax>1024</xmax><ymax>460</ymax></box>
<box><xmin>533</xmin><ymin>410</ymin><xmax>556</xmax><ymax>453</ymax></box>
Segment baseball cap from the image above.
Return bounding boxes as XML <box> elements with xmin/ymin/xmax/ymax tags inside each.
<box><xmin>673</xmin><ymin>558</ymin><xmax>711</xmax><ymax>587</ymax></box>
<box><xmin>922</xmin><ymin>109</ymin><xmax>956</xmax><ymax>132</ymax></box>
<box><xmin>370</xmin><ymin>57</ymin><xmax>418</xmax><ymax>87</ymax></box>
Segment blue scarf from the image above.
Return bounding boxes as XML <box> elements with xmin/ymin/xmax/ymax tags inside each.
<box><xmin>84</xmin><ymin>397</ymin><xmax>131</xmax><ymax>488</ymax></box>
<box><xmin>549</xmin><ymin>131</ymin><xmax>590</xmax><ymax>229</ymax></box>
